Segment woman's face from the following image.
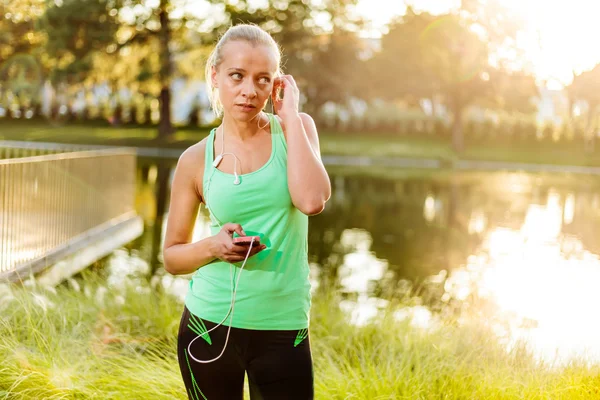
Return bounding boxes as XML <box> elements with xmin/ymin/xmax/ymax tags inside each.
<box><xmin>212</xmin><ymin>40</ymin><xmax>279</xmax><ymax>121</ymax></box>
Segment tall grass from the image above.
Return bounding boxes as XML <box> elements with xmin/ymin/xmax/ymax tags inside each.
<box><xmin>1</xmin><ymin>274</ymin><xmax>599</xmax><ymax>399</ymax></box>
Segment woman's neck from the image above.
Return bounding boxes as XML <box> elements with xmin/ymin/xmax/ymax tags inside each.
<box><xmin>221</xmin><ymin>113</ymin><xmax>268</xmax><ymax>141</ymax></box>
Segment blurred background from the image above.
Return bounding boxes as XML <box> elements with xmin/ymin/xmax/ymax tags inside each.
<box><xmin>4</xmin><ymin>0</ymin><xmax>600</xmax><ymax>147</ymax></box>
<box><xmin>4</xmin><ymin>0</ymin><xmax>600</xmax><ymax>384</ymax></box>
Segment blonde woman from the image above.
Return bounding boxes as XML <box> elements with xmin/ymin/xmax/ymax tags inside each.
<box><xmin>163</xmin><ymin>24</ymin><xmax>331</xmax><ymax>400</ymax></box>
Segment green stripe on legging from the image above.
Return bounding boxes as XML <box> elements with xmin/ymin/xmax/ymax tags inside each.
<box><xmin>188</xmin><ymin>314</ymin><xmax>212</xmax><ymax>345</ymax></box>
<box><xmin>185</xmin><ymin>348</ymin><xmax>208</xmax><ymax>400</ymax></box>
<box><xmin>294</xmin><ymin>328</ymin><xmax>308</xmax><ymax>347</ymax></box>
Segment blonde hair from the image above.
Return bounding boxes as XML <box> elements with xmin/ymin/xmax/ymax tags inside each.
<box><xmin>205</xmin><ymin>24</ymin><xmax>283</xmax><ymax>117</ymax></box>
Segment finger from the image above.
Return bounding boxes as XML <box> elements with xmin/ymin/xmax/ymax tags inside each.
<box><xmin>282</xmin><ymin>75</ymin><xmax>297</xmax><ymax>90</ymax></box>
<box><xmin>231</xmin><ymin>243</ymin><xmax>252</xmax><ymax>253</ymax></box>
<box><xmin>274</xmin><ymin>79</ymin><xmax>285</xmax><ymax>97</ymax></box>
<box><xmin>250</xmin><ymin>245</ymin><xmax>267</xmax><ymax>256</ymax></box>
<box><xmin>284</xmin><ymin>74</ymin><xmax>297</xmax><ymax>88</ymax></box>
<box><xmin>271</xmin><ymin>77</ymin><xmax>281</xmax><ymax>94</ymax></box>
<box><xmin>222</xmin><ymin>223</ymin><xmax>246</xmax><ymax>236</ymax></box>
<box><xmin>272</xmin><ymin>95</ymin><xmax>283</xmax><ymax>112</ymax></box>
<box><xmin>232</xmin><ymin>240</ymin><xmax>262</xmax><ymax>253</ymax></box>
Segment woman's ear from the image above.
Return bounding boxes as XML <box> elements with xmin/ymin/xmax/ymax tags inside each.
<box><xmin>211</xmin><ymin>66</ymin><xmax>218</xmax><ymax>88</ymax></box>
<box><xmin>272</xmin><ymin>76</ymin><xmax>281</xmax><ymax>98</ymax></box>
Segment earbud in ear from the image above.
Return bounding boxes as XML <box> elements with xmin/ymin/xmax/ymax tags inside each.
<box><xmin>213</xmin><ymin>154</ymin><xmax>223</xmax><ymax>167</ymax></box>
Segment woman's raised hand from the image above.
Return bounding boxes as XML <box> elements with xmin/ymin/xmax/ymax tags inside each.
<box><xmin>272</xmin><ymin>74</ymin><xmax>300</xmax><ymax>123</ymax></box>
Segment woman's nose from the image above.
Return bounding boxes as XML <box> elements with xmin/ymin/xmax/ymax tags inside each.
<box><xmin>242</xmin><ymin>80</ymin><xmax>257</xmax><ymax>98</ymax></box>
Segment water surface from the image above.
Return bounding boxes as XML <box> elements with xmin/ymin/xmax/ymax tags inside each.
<box><xmin>105</xmin><ymin>161</ymin><xmax>600</xmax><ymax>366</ymax></box>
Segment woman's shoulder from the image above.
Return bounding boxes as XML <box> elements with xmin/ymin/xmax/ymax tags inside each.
<box><xmin>273</xmin><ymin>112</ymin><xmax>315</xmax><ymax>133</ymax></box>
<box><xmin>175</xmin><ymin>137</ymin><xmax>209</xmax><ymax>180</ymax></box>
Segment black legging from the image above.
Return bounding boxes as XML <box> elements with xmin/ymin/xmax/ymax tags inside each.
<box><xmin>177</xmin><ymin>306</ymin><xmax>314</xmax><ymax>400</ymax></box>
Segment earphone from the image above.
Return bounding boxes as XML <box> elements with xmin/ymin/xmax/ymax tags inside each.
<box><xmin>213</xmin><ymin>152</ymin><xmax>241</xmax><ymax>185</ymax></box>
<box><xmin>213</xmin><ymin>120</ymin><xmax>242</xmax><ymax>185</ymax></box>
<box><xmin>212</xmin><ymin>112</ymin><xmax>270</xmax><ymax>186</ymax></box>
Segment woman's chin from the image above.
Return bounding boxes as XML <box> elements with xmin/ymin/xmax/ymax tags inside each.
<box><xmin>228</xmin><ymin>107</ymin><xmax>264</xmax><ymax>121</ymax></box>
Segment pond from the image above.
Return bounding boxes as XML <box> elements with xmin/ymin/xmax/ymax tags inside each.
<box><xmin>103</xmin><ymin>158</ymin><xmax>600</xmax><ymax>366</ymax></box>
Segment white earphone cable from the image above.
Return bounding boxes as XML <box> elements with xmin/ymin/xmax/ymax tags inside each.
<box><xmin>186</xmin><ymin>237</ymin><xmax>255</xmax><ymax>364</ymax></box>
<box><xmin>187</xmin><ymin>120</ymin><xmax>258</xmax><ymax>363</ymax></box>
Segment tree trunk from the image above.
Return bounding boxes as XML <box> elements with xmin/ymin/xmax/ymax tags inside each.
<box><xmin>567</xmin><ymin>95</ymin><xmax>574</xmax><ymax>121</ymax></box>
<box><xmin>584</xmin><ymin>103</ymin><xmax>597</xmax><ymax>153</ymax></box>
<box><xmin>150</xmin><ymin>162</ymin><xmax>170</xmax><ymax>275</ymax></box>
<box><xmin>451</xmin><ymin>103</ymin><xmax>464</xmax><ymax>153</ymax></box>
<box><xmin>429</xmin><ymin>96</ymin><xmax>438</xmax><ymax>134</ymax></box>
<box><xmin>430</xmin><ymin>96</ymin><xmax>437</xmax><ymax>118</ymax></box>
<box><xmin>158</xmin><ymin>0</ymin><xmax>173</xmax><ymax>139</ymax></box>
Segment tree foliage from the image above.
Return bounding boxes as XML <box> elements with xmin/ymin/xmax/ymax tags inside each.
<box><xmin>37</xmin><ymin>0</ymin><xmax>120</xmax><ymax>84</ymax></box>
<box><xmin>2</xmin><ymin>0</ymin><xmax>543</xmax><ymax>145</ymax></box>
<box><xmin>372</xmin><ymin>10</ymin><xmax>491</xmax><ymax>150</ymax></box>
<box><xmin>568</xmin><ymin>65</ymin><xmax>600</xmax><ymax>150</ymax></box>
<box><xmin>371</xmin><ymin>5</ymin><xmax>537</xmax><ymax>151</ymax></box>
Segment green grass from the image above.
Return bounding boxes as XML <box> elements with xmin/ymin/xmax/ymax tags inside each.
<box><xmin>0</xmin><ymin>120</ymin><xmax>212</xmax><ymax>149</ymax></box>
<box><xmin>318</xmin><ymin>134</ymin><xmax>455</xmax><ymax>161</ymax></box>
<box><xmin>1</xmin><ymin>273</ymin><xmax>599</xmax><ymax>399</ymax></box>
<box><xmin>4</xmin><ymin>119</ymin><xmax>600</xmax><ymax>167</ymax></box>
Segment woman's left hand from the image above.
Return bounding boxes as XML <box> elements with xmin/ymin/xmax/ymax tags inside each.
<box><xmin>272</xmin><ymin>74</ymin><xmax>300</xmax><ymax>123</ymax></box>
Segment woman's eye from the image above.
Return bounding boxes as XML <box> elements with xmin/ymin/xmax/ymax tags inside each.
<box><xmin>231</xmin><ymin>73</ymin><xmax>242</xmax><ymax>80</ymax></box>
<box><xmin>259</xmin><ymin>77</ymin><xmax>270</xmax><ymax>84</ymax></box>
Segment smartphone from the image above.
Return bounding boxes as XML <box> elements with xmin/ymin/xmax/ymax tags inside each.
<box><xmin>232</xmin><ymin>236</ymin><xmax>261</xmax><ymax>246</ymax></box>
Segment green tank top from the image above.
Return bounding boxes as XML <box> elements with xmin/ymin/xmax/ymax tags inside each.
<box><xmin>184</xmin><ymin>113</ymin><xmax>311</xmax><ymax>330</ymax></box>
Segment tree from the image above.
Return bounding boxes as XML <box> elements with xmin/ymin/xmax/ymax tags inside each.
<box><xmin>0</xmin><ymin>0</ymin><xmax>45</xmax><ymax>66</ymax></box>
<box><xmin>568</xmin><ymin>65</ymin><xmax>600</xmax><ymax>152</ymax></box>
<box><xmin>37</xmin><ymin>0</ymin><xmax>120</xmax><ymax>85</ymax></box>
<box><xmin>375</xmin><ymin>11</ymin><xmax>491</xmax><ymax>152</ymax></box>
<box><xmin>301</xmin><ymin>28</ymin><xmax>367</xmax><ymax>116</ymax></box>
<box><xmin>372</xmin><ymin>3</ymin><xmax>539</xmax><ymax>151</ymax></box>
<box><xmin>106</xmin><ymin>0</ymin><xmax>215</xmax><ymax>137</ymax></box>
<box><xmin>368</xmin><ymin>9</ymin><xmax>440</xmax><ymax>108</ymax></box>
<box><xmin>488</xmin><ymin>68</ymin><xmax>538</xmax><ymax>114</ymax></box>
<box><xmin>0</xmin><ymin>0</ymin><xmax>46</xmax><ymax>110</ymax></box>
<box><xmin>38</xmin><ymin>0</ymin><xmax>195</xmax><ymax>137</ymax></box>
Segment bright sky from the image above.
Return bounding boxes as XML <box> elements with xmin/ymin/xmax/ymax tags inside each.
<box><xmin>353</xmin><ymin>0</ymin><xmax>600</xmax><ymax>87</ymax></box>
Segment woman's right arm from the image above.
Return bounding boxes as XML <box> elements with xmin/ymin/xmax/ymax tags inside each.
<box><xmin>163</xmin><ymin>144</ymin><xmax>216</xmax><ymax>275</ymax></box>
<box><xmin>163</xmin><ymin>142</ymin><xmax>266</xmax><ymax>275</ymax></box>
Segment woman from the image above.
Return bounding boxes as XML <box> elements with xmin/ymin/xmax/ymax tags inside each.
<box><xmin>163</xmin><ymin>23</ymin><xmax>331</xmax><ymax>400</ymax></box>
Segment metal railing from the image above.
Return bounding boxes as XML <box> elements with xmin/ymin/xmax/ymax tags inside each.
<box><xmin>0</xmin><ymin>145</ymin><xmax>69</xmax><ymax>160</ymax></box>
<box><xmin>0</xmin><ymin>148</ymin><xmax>137</xmax><ymax>275</ymax></box>
<box><xmin>0</xmin><ymin>140</ymin><xmax>106</xmax><ymax>159</ymax></box>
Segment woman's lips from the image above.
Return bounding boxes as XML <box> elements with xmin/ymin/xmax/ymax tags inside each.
<box><xmin>236</xmin><ymin>104</ymin><xmax>256</xmax><ymax>112</ymax></box>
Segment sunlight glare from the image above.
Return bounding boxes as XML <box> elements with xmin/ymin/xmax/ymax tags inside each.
<box><xmin>471</xmin><ymin>0</ymin><xmax>600</xmax><ymax>84</ymax></box>
<box><xmin>354</xmin><ymin>0</ymin><xmax>600</xmax><ymax>84</ymax></box>
<box><xmin>446</xmin><ymin>187</ymin><xmax>600</xmax><ymax>365</ymax></box>
<box><xmin>338</xmin><ymin>229</ymin><xmax>390</xmax><ymax>326</ymax></box>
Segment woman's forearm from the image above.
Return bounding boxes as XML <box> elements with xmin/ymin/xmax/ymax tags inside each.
<box><xmin>284</xmin><ymin>114</ymin><xmax>331</xmax><ymax>215</ymax></box>
<box><xmin>163</xmin><ymin>236</ymin><xmax>217</xmax><ymax>275</ymax></box>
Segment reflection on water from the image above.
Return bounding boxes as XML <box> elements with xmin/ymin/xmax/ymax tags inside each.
<box><xmin>445</xmin><ymin>189</ymin><xmax>600</xmax><ymax>365</ymax></box>
<box><xmin>337</xmin><ymin>229</ymin><xmax>389</xmax><ymax>326</ymax></box>
<box><xmin>103</xmin><ymin>161</ymin><xmax>600</xmax><ymax>365</ymax></box>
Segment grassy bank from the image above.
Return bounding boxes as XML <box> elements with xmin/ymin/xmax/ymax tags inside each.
<box><xmin>3</xmin><ymin>119</ymin><xmax>600</xmax><ymax>167</ymax></box>
<box><xmin>1</xmin><ymin>274</ymin><xmax>599</xmax><ymax>399</ymax></box>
